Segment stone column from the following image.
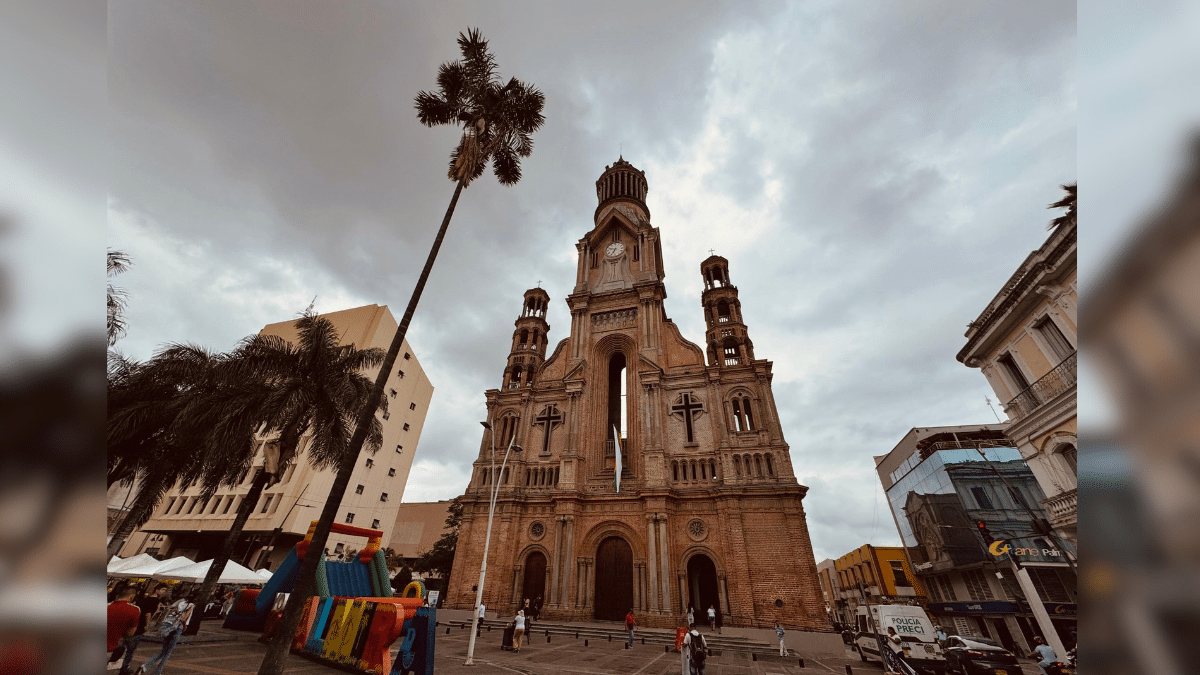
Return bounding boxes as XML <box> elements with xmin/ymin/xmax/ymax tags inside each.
<box><xmin>632</xmin><ymin>560</ymin><xmax>641</xmax><ymax>611</ymax></box>
<box><xmin>585</xmin><ymin>558</ymin><xmax>595</xmax><ymax>609</ymax></box>
<box><xmin>717</xmin><ymin>570</ymin><xmax>730</xmax><ymax>617</ymax></box>
<box><xmin>645</xmin><ymin>514</ymin><xmax>659</xmax><ymax>611</ymax></box>
<box><xmin>657</xmin><ymin>514</ymin><xmax>671</xmax><ymax>612</ymax></box>
<box><xmin>549</xmin><ymin>516</ymin><xmax>564</xmax><ymax>607</ymax></box>
<box><xmin>561</xmin><ymin>516</ymin><xmax>575</xmax><ymax>606</ymax></box>
<box><xmin>678</xmin><ymin>573</ymin><xmax>688</xmax><ymax>614</ymax></box>
<box><xmin>512</xmin><ymin>564</ymin><xmax>524</xmax><ymax>604</ymax></box>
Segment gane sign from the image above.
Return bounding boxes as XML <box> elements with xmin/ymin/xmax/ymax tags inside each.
<box><xmin>988</xmin><ymin>540</ymin><xmax>1063</xmax><ymax>558</ymax></box>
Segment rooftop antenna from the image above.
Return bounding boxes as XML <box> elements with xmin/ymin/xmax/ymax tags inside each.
<box><xmin>708</xmin><ymin>248</ymin><xmax>716</xmax><ymax>256</ymax></box>
<box><xmin>984</xmin><ymin>395</ymin><xmax>1003</xmax><ymax>423</ymax></box>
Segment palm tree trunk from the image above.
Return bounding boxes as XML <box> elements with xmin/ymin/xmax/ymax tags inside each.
<box><xmin>258</xmin><ymin>179</ymin><xmax>466</xmax><ymax>675</ymax></box>
<box><xmin>185</xmin><ymin>469</ymin><xmax>271</xmax><ymax>635</ymax></box>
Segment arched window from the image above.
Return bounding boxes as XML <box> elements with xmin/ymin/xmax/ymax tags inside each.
<box><xmin>722</xmin><ymin>338</ymin><xmax>740</xmax><ymax>366</ymax></box>
<box><xmin>503</xmin><ymin>467</ymin><xmax>510</xmax><ymax>483</ymax></box>
<box><xmin>519</xmin><ymin>329</ymin><xmax>529</xmax><ymax>346</ymax></box>
<box><xmin>732</xmin><ymin>399</ymin><xmax>745</xmax><ymax>431</ymax></box>
<box><xmin>608</xmin><ymin>352</ymin><xmax>627</xmax><ymax>459</ymax></box>
<box><xmin>741</xmin><ymin>397</ymin><xmax>755</xmax><ymax>430</ymax></box>
<box><xmin>525</xmin><ymin>469</ymin><xmax>531</xmax><ymax>486</ymax></box>
<box><xmin>532</xmin><ymin>329</ymin><xmax>539</xmax><ymax>347</ymax></box>
<box><xmin>673</xmin><ymin>461</ymin><xmax>679</xmax><ymax>481</ymax></box>
<box><xmin>764</xmin><ymin>454</ymin><xmax>774</xmax><ymax>476</ymax></box>
<box><xmin>717</xmin><ymin>300</ymin><xmax>731</xmax><ymax>322</ymax></box>
<box><xmin>554</xmin><ymin>467</ymin><xmax>560</xmax><ymax>485</ymax></box>
<box><xmin>753</xmin><ymin>455</ymin><xmax>763</xmax><ymax>477</ymax></box>
<box><xmin>510</xmin><ymin>365</ymin><xmax>522</xmax><ymax>387</ymax></box>
<box><xmin>691</xmin><ymin>461</ymin><xmax>698</xmax><ymax>481</ymax></box>
<box><xmin>733</xmin><ymin>456</ymin><xmax>742</xmax><ymax>476</ymax></box>
<box><xmin>525</xmin><ymin>366</ymin><xmax>535</xmax><ymax>386</ymax></box>
<box><xmin>700</xmin><ymin>462</ymin><xmax>707</xmax><ymax>480</ymax></box>
<box><xmin>710</xmin><ymin>460</ymin><xmax>717</xmax><ymax>480</ymax></box>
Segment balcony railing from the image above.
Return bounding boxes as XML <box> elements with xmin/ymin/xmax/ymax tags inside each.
<box><xmin>1042</xmin><ymin>488</ymin><xmax>1077</xmax><ymax>529</ymax></box>
<box><xmin>1003</xmin><ymin>351</ymin><xmax>1077</xmax><ymax>422</ymax></box>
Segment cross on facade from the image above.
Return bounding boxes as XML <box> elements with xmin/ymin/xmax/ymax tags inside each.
<box><xmin>670</xmin><ymin>393</ymin><xmax>705</xmax><ymax>443</ymax></box>
<box><xmin>708</xmin><ymin>249</ymin><xmax>715</xmax><ymax>256</ymax></box>
<box><xmin>533</xmin><ymin>404</ymin><xmax>564</xmax><ymax>455</ymax></box>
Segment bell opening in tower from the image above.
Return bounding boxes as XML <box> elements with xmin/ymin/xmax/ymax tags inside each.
<box><xmin>607</xmin><ymin>352</ymin><xmax>627</xmax><ymax>460</ymax></box>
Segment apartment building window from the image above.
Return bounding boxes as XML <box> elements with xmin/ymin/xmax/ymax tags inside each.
<box><xmin>1035</xmin><ymin>316</ymin><xmax>1074</xmax><ymax>362</ymax></box>
<box><xmin>402</xmin><ymin>423</ymin><xmax>410</xmax><ymax>431</ymax></box>
<box><xmin>209</xmin><ymin>497</ymin><xmax>222</xmax><ymax>514</ymax></box>
<box><xmin>163</xmin><ymin>497</ymin><xmax>176</xmax><ymax>514</ymax></box>
<box><xmin>397</xmin><ymin>369</ymin><xmax>404</xmax><ymax>379</ymax></box>
<box><xmin>371</xmin><ymin>519</ymin><xmax>380</xmax><ymax>529</ymax></box>
<box><xmin>382</xmin><ymin>411</ymin><xmax>390</xmax><ymax>420</ymax></box>
<box><xmin>938</xmin><ymin>576</ymin><xmax>958</xmax><ymax>602</ymax></box>
<box><xmin>889</xmin><ymin>560</ymin><xmax>911</xmax><ymax>587</ymax></box>
<box><xmin>380</xmin><ymin>493</ymin><xmax>389</xmax><ymax>502</ymax></box>
<box><xmin>355</xmin><ymin>484</ymin><xmax>364</xmax><ymax>495</ymax></box>
<box><xmin>388</xmin><ymin>468</ymin><xmax>396</xmax><ymax>477</ymax></box>
<box><xmin>971</xmin><ymin>487</ymin><xmax>994</xmax><ymax>510</ymax></box>
<box><xmin>389</xmin><ymin>388</ymin><xmax>397</xmax><ymax>398</ymax></box>
<box><xmin>963</xmin><ymin>569</ymin><xmax>995</xmax><ymax>601</ymax></box>
<box><xmin>345</xmin><ymin>513</ymin><xmax>355</xmax><ymax>524</ymax></box>
<box><xmin>395</xmin><ymin>445</ymin><xmax>403</xmax><ymax>454</ymax></box>
<box><xmin>186</xmin><ymin>498</ymin><xmax>198</xmax><ymax>515</ymax></box>
<box><xmin>409</xmin><ymin>402</ymin><xmax>416</xmax><ymax>410</ymax></box>
<box><xmin>403</xmin><ymin>352</ymin><xmax>411</xmax><ymax>360</ymax></box>
<box><xmin>260</xmin><ymin>495</ymin><xmax>273</xmax><ymax>513</ymax></box>
<box><xmin>365</xmin><ymin>458</ymin><xmax>374</xmax><ymax>468</ymax></box>
<box><xmin>997</xmin><ymin>353</ymin><xmax>1032</xmax><ymax>394</ymax></box>
<box><xmin>1008</xmin><ymin>486</ymin><xmax>1030</xmax><ymax>509</ymax></box>
<box><xmin>222</xmin><ymin>496</ymin><xmax>234</xmax><ymax>514</ymax></box>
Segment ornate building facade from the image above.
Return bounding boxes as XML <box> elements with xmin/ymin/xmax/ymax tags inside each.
<box><xmin>446</xmin><ymin>159</ymin><xmax>828</xmax><ymax>629</ymax></box>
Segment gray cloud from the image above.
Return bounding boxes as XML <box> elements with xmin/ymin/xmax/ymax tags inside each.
<box><xmin>108</xmin><ymin>0</ymin><xmax>1074</xmax><ymax>562</ymax></box>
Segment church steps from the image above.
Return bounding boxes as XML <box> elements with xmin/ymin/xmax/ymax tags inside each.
<box><xmin>444</xmin><ymin>619</ymin><xmax>780</xmax><ymax>654</ymax></box>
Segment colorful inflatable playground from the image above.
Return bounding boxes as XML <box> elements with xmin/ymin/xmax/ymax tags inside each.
<box><xmin>223</xmin><ymin>522</ymin><xmax>434</xmax><ymax>675</ymax></box>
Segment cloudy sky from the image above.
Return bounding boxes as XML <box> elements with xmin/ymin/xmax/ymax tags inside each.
<box><xmin>104</xmin><ymin>0</ymin><xmax>1076</xmax><ymax>561</ymax></box>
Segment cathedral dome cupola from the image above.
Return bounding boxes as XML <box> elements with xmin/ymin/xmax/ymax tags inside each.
<box><xmin>594</xmin><ymin>156</ymin><xmax>649</xmax><ymax>221</ymax></box>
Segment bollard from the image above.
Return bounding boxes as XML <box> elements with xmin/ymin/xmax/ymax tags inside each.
<box><xmin>445</xmin><ymin>626</ymin><xmax>451</xmax><ymax>635</ymax></box>
<box><xmin>665</xmin><ymin>645</ymin><xmax>670</xmax><ymax>653</ymax></box>
<box><xmin>799</xmin><ymin>657</ymin><xmax>805</xmax><ymax>668</ymax></box>
<box><xmin>487</xmin><ymin>625</ymin><xmax>491</xmax><ymax>632</ymax></box>
<box><xmin>752</xmin><ymin>653</ymin><xmax>757</xmax><ymax>661</ymax></box>
<box><xmin>845</xmin><ymin>665</ymin><xmax>853</xmax><ymax>674</ymax></box>
<box><xmin>641</xmin><ymin>637</ymin><xmax>645</xmax><ymax>645</ymax></box>
<box><xmin>608</xmin><ymin>634</ymin><xmax>612</xmax><ymax>642</ymax></box>
<box><xmin>575</xmin><ymin>632</ymin><xmax>579</xmax><ymax>639</ymax></box>
<box><xmin>584</xmin><ymin>639</ymin><xmax>589</xmax><ymax>647</ymax></box>
<box><xmin>546</xmin><ymin>633</ymin><xmax>551</xmax><ymax>643</ymax></box>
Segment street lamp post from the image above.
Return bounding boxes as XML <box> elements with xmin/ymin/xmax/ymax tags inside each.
<box><xmin>464</xmin><ymin>419</ymin><xmax>522</xmax><ymax>666</ymax></box>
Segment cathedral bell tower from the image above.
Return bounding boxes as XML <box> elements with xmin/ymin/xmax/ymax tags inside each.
<box><xmin>700</xmin><ymin>255</ymin><xmax>754</xmax><ymax>368</ymax></box>
<box><xmin>502</xmin><ymin>287</ymin><xmax>550</xmax><ymax>390</ymax></box>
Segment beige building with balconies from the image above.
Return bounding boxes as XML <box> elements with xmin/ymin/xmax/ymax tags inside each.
<box><xmin>956</xmin><ymin>213</ymin><xmax>1077</xmax><ymax>547</ymax></box>
<box><xmin>115</xmin><ymin>304</ymin><xmax>434</xmax><ymax>569</ymax></box>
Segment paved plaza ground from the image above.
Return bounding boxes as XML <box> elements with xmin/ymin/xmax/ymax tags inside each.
<box><xmin>126</xmin><ymin>621</ymin><xmax>1046</xmax><ymax>675</ymax></box>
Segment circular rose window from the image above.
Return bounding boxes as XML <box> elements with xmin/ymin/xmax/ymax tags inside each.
<box><xmin>529</xmin><ymin>521</ymin><xmax>546</xmax><ymax>540</ymax></box>
<box><xmin>687</xmin><ymin>519</ymin><xmax>707</xmax><ymax>541</ymax></box>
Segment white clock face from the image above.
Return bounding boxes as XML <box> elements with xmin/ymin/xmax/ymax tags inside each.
<box><xmin>605</xmin><ymin>242</ymin><xmax>625</xmax><ymax>257</ymax></box>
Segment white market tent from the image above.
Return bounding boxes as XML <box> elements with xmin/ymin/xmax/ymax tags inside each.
<box><xmin>107</xmin><ymin>553</ymin><xmax>159</xmax><ymax>575</ymax></box>
<box><xmin>255</xmin><ymin>569</ymin><xmax>273</xmax><ymax>580</ymax></box>
<box><xmin>111</xmin><ymin>556</ymin><xmax>194</xmax><ymax>579</ymax></box>
<box><xmin>155</xmin><ymin>559</ymin><xmax>265</xmax><ymax>585</ymax></box>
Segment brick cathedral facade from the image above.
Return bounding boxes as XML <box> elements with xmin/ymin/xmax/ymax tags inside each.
<box><xmin>446</xmin><ymin>158</ymin><xmax>829</xmax><ymax>630</ymax></box>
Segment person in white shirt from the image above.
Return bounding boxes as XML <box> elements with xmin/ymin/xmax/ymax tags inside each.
<box><xmin>512</xmin><ymin>610</ymin><xmax>526</xmax><ymax>653</ymax></box>
<box><xmin>1030</xmin><ymin>636</ymin><xmax>1058</xmax><ymax>675</ymax></box>
<box><xmin>478</xmin><ymin>603</ymin><xmax>486</xmax><ymax>620</ymax></box>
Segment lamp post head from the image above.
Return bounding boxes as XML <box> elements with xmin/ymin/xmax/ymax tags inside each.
<box><xmin>480</xmin><ymin>421</ymin><xmax>492</xmax><ymax>430</ymax></box>
<box><xmin>510</xmin><ymin>444</ymin><xmax>524</xmax><ymax>453</ymax></box>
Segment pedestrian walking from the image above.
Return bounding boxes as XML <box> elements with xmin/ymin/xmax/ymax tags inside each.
<box><xmin>625</xmin><ymin>609</ymin><xmax>637</xmax><ymax>648</ymax></box>
<box><xmin>1029</xmin><ymin>636</ymin><xmax>1058</xmax><ymax>675</ymax></box>
<box><xmin>775</xmin><ymin>621</ymin><xmax>787</xmax><ymax>657</ymax></box>
<box><xmin>934</xmin><ymin>625</ymin><xmax>947</xmax><ymax>646</ymax></box>
<box><xmin>512</xmin><ymin>609</ymin><xmax>526</xmax><ymax>653</ymax></box>
<box><xmin>681</xmin><ymin>628</ymin><xmax>708</xmax><ymax>675</ymax></box>
<box><xmin>119</xmin><ymin>585</ymin><xmax>169</xmax><ymax>675</ymax></box>
<box><xmin>532</xmin><ymin>596</ymin><xmax>542</xmax><ymax>623</ymax></box>
<box><xmin>707</xmin><ymin>605</ymin><xmax>716</xmax><ymax>631</ymax></box>
<box><xmin>478</xmin><ymin>602</ymin><xmax>486</xmax><ymax>621</ymax></box>
<box><xmin>136</xmin><ymin>592</ymin><xmax>194</xmax><ymax>675</ymax></box>
<box><xmin>107</xmin><ymin>587</ymin><xmax>141</xmax><ymax>669</ymax></box>
<box><xmin>686</xmin><ymin>605</ymin><xmax>694</xmax><ymax>628</ymax></box>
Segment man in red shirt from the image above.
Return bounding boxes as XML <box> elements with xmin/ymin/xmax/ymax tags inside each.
<box><xmin>107</xmin><ymin>587</ymin><xmax>141</xmax><ymax>661</ymax></box>
<box><xmin>625</xmin><ymin>609</ymin><xmax>636</xmax><ymax>648</ymax></box>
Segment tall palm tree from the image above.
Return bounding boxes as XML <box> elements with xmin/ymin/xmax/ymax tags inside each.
<box><xmin>183</xmin><ymin>313</ymin><xmax>387</xmax><ymax>634</ymax></box>
<box><xmin>258</xmin><ymin>28</ymin><xmax>545</xmax><ymax>674</ymax></box>
<box><xmin>107</xmin><ymin>249</ymin><xmax>131</xmax><ymax>346</ymax></box>
<box><xmin>1048</xmin><ymin>182</ymin><xmax>1076</xmax><ymax>231</ymax></box>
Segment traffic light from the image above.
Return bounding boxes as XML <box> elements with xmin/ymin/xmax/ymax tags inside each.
<box><xmin>975</xmin><ymin>520</ymin><xmax>994</xmax><ymax>543</ymax></box>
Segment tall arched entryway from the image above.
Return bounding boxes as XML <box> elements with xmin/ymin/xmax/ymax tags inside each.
<box><xmin>686</xmin><ymin>554</ymin><xmax>720</xmax><ymax>619</ymax></box>
<box><xmin>593</xmin><ymin>536</ymin><xmax>633</xmax><ymax>621</ymax></box>
<box><xmin>522</xmin><ymin>551</ymin><xmax>547</xmax><ymax>606</ymax></box>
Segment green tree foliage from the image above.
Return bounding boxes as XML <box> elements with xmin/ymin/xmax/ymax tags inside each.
<box><xmin>413</xmin><ymin>498</ymin><xmax>462</xmax><ymax>588</ymax></box>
